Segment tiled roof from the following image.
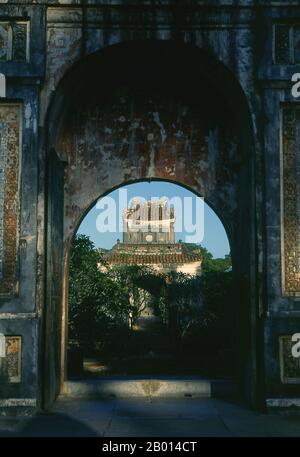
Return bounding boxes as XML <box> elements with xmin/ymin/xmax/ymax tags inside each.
<box><xmin>103</xmin><ymin>242</ymin><xmax>202</xmax><ymax>266</ymax></box>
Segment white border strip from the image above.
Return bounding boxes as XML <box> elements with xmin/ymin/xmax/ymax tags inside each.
<box><xmin>0</xmin><ymin>313</ymin><xmax>37</xmax><ymax>319</ymax></box>
<box><xmin>0</xmin><ymin>398</ymin><xmax>36</xmax><ymax>407</ymax></box>
<box><xmin>267</xmin><ymin>398</ymin><xmax>300</xmax><ymax>408</ymax></box>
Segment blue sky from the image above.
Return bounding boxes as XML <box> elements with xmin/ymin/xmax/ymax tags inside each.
<box><xmin>77</xmin><ymin>181</ymin><xmax>230</xmax><ymax>259</ymax></box>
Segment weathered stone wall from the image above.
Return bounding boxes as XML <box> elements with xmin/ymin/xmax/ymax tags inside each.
<box><xmin>0</xmin><ymin>0</ymin><xmax>299</xmax><ymax>412</ymax></box>
<box><xmin>0</xmin><ymin>4</ymin><xmax>44</xmax><ymax>410</ymax></box>
<box><xmin>57</xmin><ymin>68</ymin><xmax>241</xmax><ymax>243</ymax></box>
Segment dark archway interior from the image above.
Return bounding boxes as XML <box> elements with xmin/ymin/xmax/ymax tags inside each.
<box><xmin>45</xmin><ymin>40</ymin><xmax>257</xmax><ymax>406</ymax></box>
<box><xmin>48</xmin><ymin>40</ymin><xmax>252</xmax><ymax>151</ymax></box>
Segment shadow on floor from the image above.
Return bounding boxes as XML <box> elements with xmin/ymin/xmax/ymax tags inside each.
<box><xmin>15</xmin><ymin>412</ymin><xmax>99</xmax><ymax>437</ymax></box>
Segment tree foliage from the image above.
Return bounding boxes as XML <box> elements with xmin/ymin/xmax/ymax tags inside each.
<box><xmin>68</xmin><ymin>235</ymin><xmax>234</xmax><ymax>357</ymax></box>
<box><xmin>68</xmin><ymin>235</ymin><xmax>131</xmax><ymax>342</ymax></box>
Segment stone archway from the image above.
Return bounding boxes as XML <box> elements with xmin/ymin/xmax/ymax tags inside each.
<box><xmin>43</xmin><ymin>40</ymin><xmax>260</xmax><ymax>410</ymax></box>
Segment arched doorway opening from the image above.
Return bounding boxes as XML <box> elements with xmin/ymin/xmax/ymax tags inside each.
<box><xmin>66</xmin><ymin>180</ymin><xmax>234</xmax><ymax>383</ymax></box>
<box><xmin>43</xmin><ymin>40</ymin><xmax>259</xmax><ymax>410</ymax></box>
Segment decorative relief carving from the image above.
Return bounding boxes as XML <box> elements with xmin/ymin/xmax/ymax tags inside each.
<box><xmin>0</xmin><ymin>336</ymin><xmax>21</xmax><ymax>383</ymax></box>
<box><xmin>274</xmin><ymin>23</ymin><xmax>300</xmax><ymax>64</ymax></box>
<box><xmin>274</xmin><ymin>24</ymin><xmax>290</xmax><ymax>64</ymax></box>
<box><xmin>11</xmin><ymin>23</ymin><xmax>27</xmax><ymax>62</ymax></box>
<box><xmin>279</xmin><ymin>336</ymin><xmax>300</xmax><ymax>384</ymax></box>
<box><xmin>0</xmin><ymin>23</ymin><xmax>9</xmax><ymax>62</ymax></box>
<box><xmin>293</xmin><ymin>25</ymin><xmax>300</xmax><ymax>64</ymax></box>
<box><xmin>0</xmin><ymin>21</ymin><xmax>28</xmax><ymax>62</ymax></box>
<box><xmin>0</xmin><ymin>104</ymin><xmax>21</xmax><ymax>295</ymax></box>
<box><xmin>281</xmin><ymin>106</ymin><xmax>300</xmax><ymax>295</ymax></box>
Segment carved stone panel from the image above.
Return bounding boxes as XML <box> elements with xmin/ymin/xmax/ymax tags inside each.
<box><xmin>0</xmin><ymin>23</ymin><xmax>9</xmax><ymax>62</ymax></box>
<box><xmin>11</xmin><ymin>23</ymin><xmax>28</xmax><ymax>62</ymax></box>
<box><xmin>0</xmin><ymin>22</ymin><xmax>28</xmax><ymax>62</ymax></box>
<box><xmin>274</xmin><ymin>23</ymin><xmax>300</xmax><ymax>64</ymax></box>
<box><xmin>279</xmin><ymin>336</ymin><xmax>300</xmax><ymax>384</ymax></box>
<box><xmin>0</xmin><ymin>336</ymin><xmax>22</xmax><ymax>383</ymax></box>
<box><xmin>293</xmin><ymin>25</ymin><xmax>300</xmax><ymax>64</ymax></box>
<box><xmin>0</xmin><ymin>104</ymin><xmax>21</xmax><ymax>295</ymax></box>
<box><xmin>274</xmin><ymin>24</ymin><xmax>290</xmax><ymax>64</ymax></box>
<box><xmin>281</xmin><ymin>106</ymin><xmax>300</xmax><ymax>295</ymax></box>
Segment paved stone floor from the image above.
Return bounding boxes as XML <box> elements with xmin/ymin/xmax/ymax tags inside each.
<box><xmin>1</xmin><ymin>398</ymin><xmax>300</xmax><ymax>437</ymax></box>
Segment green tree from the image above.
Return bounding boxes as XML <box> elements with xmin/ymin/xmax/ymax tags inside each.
<box><xmin>185</xmin><ymin>243</ymin><xmax>231</xmax><ymax>273</ymax></box>
<box><xmin>107</xmin><ymin>264</ymin><xmax>155</xmax><ymax>325</ymax></box>
<box><xmin>68</xmin><ymin>235</ymin><xmax>131</xmax><ymax>344</ymax></box>
<box><xmin>68</xmin><ymin>235</ymin><xmax>234</xmax><ymax>371</ymax></box>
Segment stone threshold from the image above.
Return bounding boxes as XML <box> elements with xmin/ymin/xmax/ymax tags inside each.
<box><xmin>61</xmin><ymin>377</ymin><xmax>237</xmax><ymax>399</ymax></box>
